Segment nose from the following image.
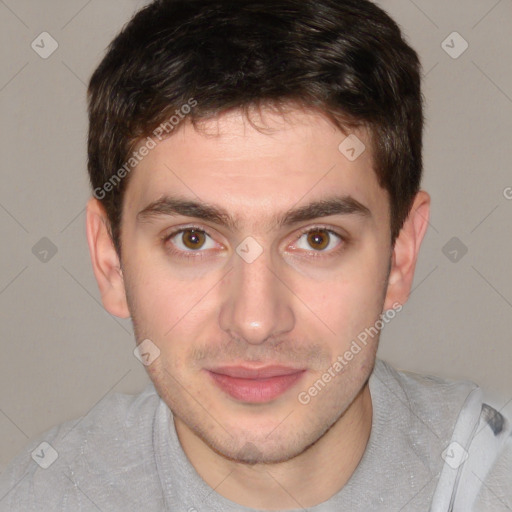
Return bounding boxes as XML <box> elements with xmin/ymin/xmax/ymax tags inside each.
<box><xmin>218</xmin><ymin>245</ymin><xmax>295</xmax><ymax>346</ymax></box>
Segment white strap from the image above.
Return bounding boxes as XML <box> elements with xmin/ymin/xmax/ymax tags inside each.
<box><xmin>429</xmin><ymin>387</ymin><xmax>483</xmax><ymax>512</ymax></box>
<box><xmin>452</xmin><ymin>403</ymin><xmax>511</xmax><ymax>511</ymax></box>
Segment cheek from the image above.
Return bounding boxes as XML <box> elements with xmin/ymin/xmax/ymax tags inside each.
<box><xmin>124</xmin><ymin>263</ymin><xmax>183</xmax><ymax>339</ymax></box>
<box><xmin>292</xmin><ymin>245</ymin><xmax>387</xmax><ymax>344</ymax></box>
<box><xmin>126</xmin><ymin>263</ymin><xmax>222</xmax><ymax>358</ymax></box>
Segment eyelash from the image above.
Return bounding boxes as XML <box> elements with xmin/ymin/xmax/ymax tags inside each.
<box><xmin>162</xmin><ymin>224</ymin><xmax>347</xmax><ymax>260</ymax></box>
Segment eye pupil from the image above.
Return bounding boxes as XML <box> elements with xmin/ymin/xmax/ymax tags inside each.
<box><xmin>307</xmin><ymin>229</ymin><xmax>329</xmax><ymax>250</ymax></box>
<box><xmin>183</xmin><ymin>229</ymin><xmax>205</xmax><ymax>249</ymax></box>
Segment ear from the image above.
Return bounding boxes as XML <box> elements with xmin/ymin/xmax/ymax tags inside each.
<box><xmin>383</xmin><ymin>190</ymin><xmax>431</xmax><ymax>310</ymax></box>
<box><xmin>85</xmin><ymin>197</ymin><xmax>130</xmax><ymax>319</ymax></box>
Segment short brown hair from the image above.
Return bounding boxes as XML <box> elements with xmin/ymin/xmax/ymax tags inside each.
<box><xmin>87</xmin><ymin>0</ymin><xmax>424</xmax><ymax>257</ymax></box>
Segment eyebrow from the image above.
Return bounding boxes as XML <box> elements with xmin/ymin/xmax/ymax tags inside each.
<box><xmin>136</xmin><ymin>194</ymin><xmax>371</xmax><ymax>231</ymax></box>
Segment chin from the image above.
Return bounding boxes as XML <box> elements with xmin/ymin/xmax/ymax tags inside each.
<box><xmin>196</xmin><ymin>418</ymin><xmax>326</xmax><ymax>466</ymax></box>
<box><xmin>211</xmin><ymin>438</ymin><xmax>304</xmax><ymax>465</ymax></box>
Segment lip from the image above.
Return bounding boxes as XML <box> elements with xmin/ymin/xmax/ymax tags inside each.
<box><xmin>206</xmin><ymin>365</ymin><xmax>306</xmax><ymax>403</ymax></box>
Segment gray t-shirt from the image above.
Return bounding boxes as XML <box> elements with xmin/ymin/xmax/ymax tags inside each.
<box><xmin>1</xmin><ymin>358</ymin><xmax>511</xmax><ymax>511</ymax></box>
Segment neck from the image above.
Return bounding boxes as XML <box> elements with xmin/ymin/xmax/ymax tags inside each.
<box><xmin>175</xmin><ymin>382</ymin><xmax>373</xmax><ymax>510</ymax></box>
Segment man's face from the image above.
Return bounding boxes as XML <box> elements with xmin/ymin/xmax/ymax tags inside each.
<box><xmin>119</xmin><ymin>107</ymin><xmax>393</xmax><ymax>464</ymax></box>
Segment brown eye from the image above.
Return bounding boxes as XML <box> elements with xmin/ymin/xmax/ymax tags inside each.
<box><xmin>164</xmin><ymin>226</ymin><xmax>219</xmax><ymax>259</ymax></box>
<box><xmin>292</xmin><ymin>227</ymin><xmax>343</xmax><ymax>254</ymax></box>
<box><xmin>306</xmin><ymin>229</ymin><xmax>330</xmax><ymax>250</ymax></box>
<box><xmin>181</xmin><ymin>229</ymin><xmax>207</xmax><ymax>250</ymax></box>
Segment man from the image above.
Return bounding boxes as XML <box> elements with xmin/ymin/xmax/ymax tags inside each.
<box><xmin>1</xmin><ymin>0</ymin><xmax>510</xmax><ymax>510</ymax></box>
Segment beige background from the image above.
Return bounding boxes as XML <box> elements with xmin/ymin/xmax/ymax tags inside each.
<box><xmin>0</xmin><ymin>0</ymin><xmax>511</xmax><ymax>470</ymax></box>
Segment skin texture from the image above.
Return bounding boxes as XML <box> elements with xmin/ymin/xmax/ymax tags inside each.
<box><xmin>86</xmin><ymin>106</ymin><xmax>430</xmax><ymax>509</ymax></box>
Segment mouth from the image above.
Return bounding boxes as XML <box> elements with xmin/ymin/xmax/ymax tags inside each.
<box><xmin>206</xmin><ymin>365</ymin><xmax>307</xmax><ymax>403</ymax></box>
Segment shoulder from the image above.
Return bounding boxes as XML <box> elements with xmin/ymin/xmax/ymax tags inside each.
<box><xmin>0</xmin><ymin>382</ymin><xmax>163</xmax><ymax>511</ymax></box>
<box><xmin>371</xmin><ymin>358</ymin><xmax>482</xmax><ymax>429</ymax></box>
<box><xmin>372</xmin><ymin>359</ymin><xmax>512</xmax><ymax>510</ymax></box>
<box><xmin>370</xmin><ymin>359</ymin><xmax>484</xmax><ymax>486</ymax></box>
<box><xmin>374</xmin><ymin>359</ymin><xmax>512</xmax><ymax>510</ymax></box>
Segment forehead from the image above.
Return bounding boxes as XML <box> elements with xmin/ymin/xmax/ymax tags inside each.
<box><xmin>123</xmin><ymin>108</ymin><xmax>389</xmax><ymax>230</ymax></box>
